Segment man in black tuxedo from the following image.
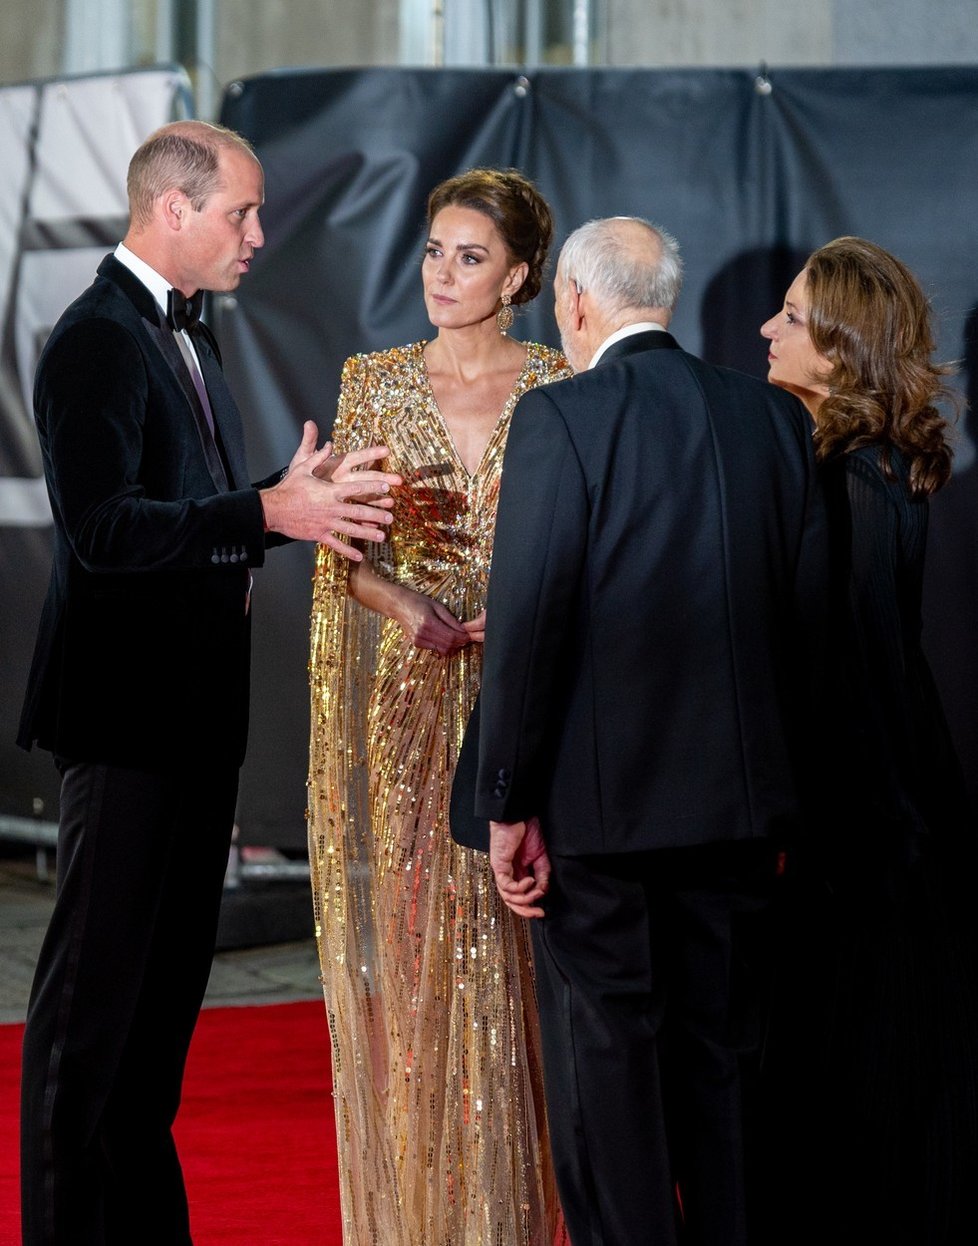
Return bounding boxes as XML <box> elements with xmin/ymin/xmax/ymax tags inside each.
<box><xmin>451</xmin><ymin>217</ymin><xmax>827</xmax><ymax>1245</ymax></box>
<box><xmin>17</xmin><ymin>121</ymin><xmax>399</xmax><ymax>1245</ymax></box>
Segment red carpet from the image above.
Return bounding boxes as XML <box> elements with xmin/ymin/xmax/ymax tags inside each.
<box><xmin>0</xmin><ymin>1000</ymin><xmax>342</xmax><ymax>1245</ymax></box>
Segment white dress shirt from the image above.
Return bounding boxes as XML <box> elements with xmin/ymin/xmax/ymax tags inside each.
<box><xmin>114</xmin><ymin>243</ymin><xmax>215</xmax><ymax>433</ymax></box>
<box><xmin>589</xmin><ymin>321</ymin><xmax>669</xmax><ymax>370</ymax></box>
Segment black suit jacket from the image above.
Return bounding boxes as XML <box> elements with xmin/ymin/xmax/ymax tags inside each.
<box><xmin>18</xmin><ymin>254</ymin><xmax>279</xmax><ymax>770</ymax></box>
<box><xmin>451</xmin><ymin>331</ymin><xmax>827</xmax><ymax>854</ymax></box>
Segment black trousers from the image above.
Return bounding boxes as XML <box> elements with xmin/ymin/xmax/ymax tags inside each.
<box><xmin>20</xmin><ymin>761</ymin><xmax>239</xmax><ymax>1246</ymax></box>
<box><xmin>530</xmin><ymin>841</ymin><xmax>777</xmax><ymax>1246</ymax></box>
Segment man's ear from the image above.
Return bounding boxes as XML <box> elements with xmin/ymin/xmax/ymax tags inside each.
<box><xmin>569</xmin><ymin>280</ymin><xmax>586</xmax><ymax>331</ymax></box>
<box><xmin>160</xmin><ymin>189</ymin><xmax>188</xmax><ymax>232</ymax></box>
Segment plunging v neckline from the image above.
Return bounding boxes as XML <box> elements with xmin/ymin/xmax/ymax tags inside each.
<box><xmin>418</xmin><ymin>341</ymin><xmax>531</xmax><ymax>480</ymax></box>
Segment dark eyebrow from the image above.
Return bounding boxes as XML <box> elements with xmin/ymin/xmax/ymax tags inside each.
<box><xmin>427</xmin><ymin>236</ymin><xmax>490</xmax><ymax>253</ymax></box>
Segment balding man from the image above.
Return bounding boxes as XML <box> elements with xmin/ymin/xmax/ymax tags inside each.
<box><xmin>452</xmin><ymin>217</ymin><xmax>827</xmax><ymax>1245</ymax></box>
<box><xmin>18</xmin><ymin>121</ymin><xmax>399</xmax><ymax>1244</ymax></box>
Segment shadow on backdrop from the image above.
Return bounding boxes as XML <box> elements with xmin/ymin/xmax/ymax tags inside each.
<box><xmin>699</xmin><ymin>245</ymin><xmax>812</xmax><ymax>378</ymax></box>
<box><xmin>924</xmin><ymin>304</ymin><xmax>978</xmax><ymax>812</ymax></box>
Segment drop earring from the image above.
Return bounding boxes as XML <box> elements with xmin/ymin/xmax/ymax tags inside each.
<box><xmin>496</xmin><ymin>292</ymin><xmax>514</xmax><ymax>335</ymax></box>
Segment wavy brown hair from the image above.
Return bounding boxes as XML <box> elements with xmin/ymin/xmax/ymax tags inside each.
<box><xmin>804</xmin><ymin>236</ymin><xmax>955</xmax><ymax>495</ymax></box>
<box><xmin>426</xmin><ymin>168</ymin><xmax>553</xmax><ymax>305</ymax></box>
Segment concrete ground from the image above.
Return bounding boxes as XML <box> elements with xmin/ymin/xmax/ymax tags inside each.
<box><xmin>0</xmin><ymin>847</ymin><xmax>322</xmax><ymax>1025</ymax></box>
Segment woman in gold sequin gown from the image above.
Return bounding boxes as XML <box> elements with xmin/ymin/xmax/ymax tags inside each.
<box><xmin>307</xmin><ymin>170</ymin><xmax>572</xmax><ymax>1246</ymax></box>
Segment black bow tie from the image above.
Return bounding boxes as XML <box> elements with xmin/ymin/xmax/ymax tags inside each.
<box><xmin>166</xmin><ymin>288</ymin><xmax>204</xmax><ymax>333</ymax></box>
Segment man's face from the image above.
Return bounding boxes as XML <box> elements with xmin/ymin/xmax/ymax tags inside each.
<box><xmin>175</xmin><ymin>146</ymin><xmax>264</xmax><ymax>295</ymax></box>
<box><xmin>553</xmin><ymin>266</ymin><xmax>586</xmax><ymax>374</ymax></box>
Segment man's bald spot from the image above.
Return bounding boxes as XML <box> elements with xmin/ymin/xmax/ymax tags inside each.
<box><xmin>608</xmin><ymin>220</ymin><xmax>663</xmax><ymax>286</ymax></box>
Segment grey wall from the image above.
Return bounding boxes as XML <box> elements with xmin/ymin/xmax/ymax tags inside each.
<box><xmin>3</xmin><ymin>1</ymin><xmax>978</xmax><ymax>92</ymax></box>
<box><xmin>835</xmin><ymin>1</ymin><xmax>978</xmax><ymax>65</ymax></box>
<box><xmin>606</xmin><ymin>0</ymin><xmax>978</xmax><ymax>67</ymax></box>
<box><xmin>0</xmin><ymin>0</ymin><xmax>400</xmax><ymax>89</ymax></box>
<box><xmin>0</xmin><ymin>1</ymin><xmax>62</xmax><ymax>84</ymax></box>
<box><xmin>607</xmin><ymin>0</ymin><xmax>832</xmax><ymax>65</ymax></box>
<box><xmin>215</xmin><ymin>0</ymin><xmax>400</xmax><ymax>82</ymax></box>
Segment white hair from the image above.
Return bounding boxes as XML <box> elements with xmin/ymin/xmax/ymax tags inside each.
<box><xmin>558</xmin><ymin>216</ymin><xmax>683</xmax><ymax>314</ymax></box>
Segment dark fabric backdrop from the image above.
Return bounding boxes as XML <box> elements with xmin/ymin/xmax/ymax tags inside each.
<box><xmin>4</xmin><ymin>66</ymin><xmax>975</xmax><ymax>848</ymax></box>
<box><xmin>214</xmin><ymin>66</ymin><xmax>978</xmax><ymax>846</ymax></box>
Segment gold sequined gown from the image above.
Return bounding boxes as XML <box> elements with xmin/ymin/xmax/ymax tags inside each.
<box><xmin>308</xmin><ymin>341</ymin><xmax>571</xmax><ymax>1246</ymax></box>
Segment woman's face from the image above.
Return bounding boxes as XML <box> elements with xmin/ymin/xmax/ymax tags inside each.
<box><xmin>422</xmin><ymin>205</ymin><xmax>527</xmax><ymax>332</ymax></box>
<box><xmin>760</xmin><ymin>269</ymin><xmax>831</xmax><ymax>417</ymax></box>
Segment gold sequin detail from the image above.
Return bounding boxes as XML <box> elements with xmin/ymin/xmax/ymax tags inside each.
<box><xmin>308</xmin><ymin>342</ymin><xmax>571</xmax><ymax>1245</ymax></box>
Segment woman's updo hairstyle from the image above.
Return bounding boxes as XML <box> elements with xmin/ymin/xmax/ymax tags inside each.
<box><xmin>426</xmin><ymin>168</ymin><xmax>554</xmax><ymax>305</ymax></box>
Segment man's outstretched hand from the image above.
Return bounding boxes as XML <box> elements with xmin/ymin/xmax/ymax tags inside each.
<box><xmin>260</xmin><ymin>421</ymin><xmax>402</xmax><ymax>558</ymax></box>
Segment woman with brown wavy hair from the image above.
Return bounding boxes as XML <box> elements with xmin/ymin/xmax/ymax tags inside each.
<box><xmin>760</xmin><ymin>237</ymin><xmax>978</xmax><ymax>1245</ymax></box>
<box><xmin>307</xmin><ymin>168</ymin><xmax>570</xmax><ymax>1245</ymax></box>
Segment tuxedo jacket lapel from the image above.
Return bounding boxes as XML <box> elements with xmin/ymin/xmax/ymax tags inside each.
<box><xmin>141</xmin><ymin>316</ymin><xmax>231</xmax><ymax>493</ymax></box>
<box><xmin>99</xmin><ymin>255</ymin><xmax>234</xmax><ymax>494</ymax></box>
<box><xmin>191</xmin><ymin>327</ymin><xmax>249</xmax><ymax>490</ymax></box>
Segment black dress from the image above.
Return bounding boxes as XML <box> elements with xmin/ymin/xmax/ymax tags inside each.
<box><xmin>763</xmin><ymin>445</ymin><xmax>978</xmax><ymax>1246</ymax></box>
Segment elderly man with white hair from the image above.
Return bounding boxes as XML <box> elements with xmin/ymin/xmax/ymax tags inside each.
<box><xmin>452</xmin><ymin>216</ymin><xmax>827</xmax><ymax>1246</ymax></box>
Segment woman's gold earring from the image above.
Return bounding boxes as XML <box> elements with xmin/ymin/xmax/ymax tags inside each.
<box><xmin>496</xmin><ymin>292</ymin><xmax>514</xmax><ymax>335</ymax></box>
